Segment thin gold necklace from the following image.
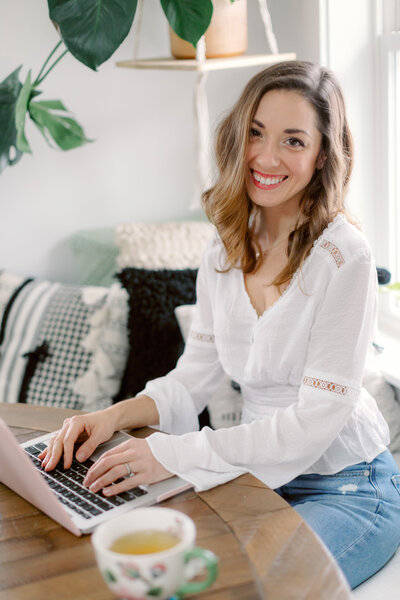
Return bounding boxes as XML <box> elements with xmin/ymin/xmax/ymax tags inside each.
<box><xmin>256</xmin><ymin>212</ymin><xmax>302</xmax><ymax>256</ymax></box>
<box><xmin>260</xmin><ymin>235</ymin><xmax>288</xmax><ymax>254</ymax></box>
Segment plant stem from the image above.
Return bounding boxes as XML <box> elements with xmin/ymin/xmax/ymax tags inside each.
<box><xmin>33</xmin><ymin>42</ymin><xmax>69</xmax><ymax>87</ymax></box>
<box><xmin>33</xmin><ymin>41</ymin><xmax>62</xmax><ymax>85</ymax></box>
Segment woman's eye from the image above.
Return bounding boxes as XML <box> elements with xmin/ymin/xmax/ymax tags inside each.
<box><xmin>286</xmin><ymin>137</ymin><xmax>305</xmax><ymax>148</ymax></box>
<box><xmin>250</xmin><ymin>127</ymin><xmax>262</xmax><ymax>138</ymax></box>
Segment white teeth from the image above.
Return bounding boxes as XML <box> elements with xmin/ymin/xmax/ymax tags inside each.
<box><xmin>253</xmin><ymin>172</ymin><xmax>285</xmax><ymax>186</ymax></box>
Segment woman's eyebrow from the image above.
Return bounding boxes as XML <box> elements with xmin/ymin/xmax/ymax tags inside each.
<box><xmin>251</xmin><ymin>120</ymin><xmax>311</xmax><ymax>138</ymax></box>
<box><xmin>284</xmin><ymin>128</ymin><xmax>311</xmax><ymax>138</ymax></box>
<box><xmin>252</xmin><ymin>118</ymin><xmax>264</xmax><ymax>128</ymax></box>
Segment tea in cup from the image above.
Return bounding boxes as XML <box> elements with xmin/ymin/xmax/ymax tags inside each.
<box><xmin>91</xmin><ymin>507</ymin><xmax>218</xmax><ymax>600</ymax></box>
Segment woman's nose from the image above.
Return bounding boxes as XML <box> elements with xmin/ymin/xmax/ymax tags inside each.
<box><xmin>254</xmin><ymin>142</ymin><xmax>280</xmax><ymax>169</ymax></box>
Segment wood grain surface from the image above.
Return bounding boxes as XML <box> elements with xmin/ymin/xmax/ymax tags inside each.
<box><xmin>0</xmin><ymin>404</ymin><xmax>352</xmax><ymax>600</ymax></box>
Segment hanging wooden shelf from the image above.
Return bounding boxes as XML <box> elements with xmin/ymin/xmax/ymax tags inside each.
<box><xmin>116</xmin><ymin>53</ymin><xmax>296</xmax><ymax>72</ymax></box>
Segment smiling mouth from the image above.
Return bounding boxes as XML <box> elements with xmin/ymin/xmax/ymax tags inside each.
<box><xmin>251</xmin><ymin>170</ymin><xmax>288</xmax><ymax>190</ymax></box>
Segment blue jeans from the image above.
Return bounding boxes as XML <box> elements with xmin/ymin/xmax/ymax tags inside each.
<box><xmin>275</xmin><ymin>450</ymin><xmax>400</xmax><ymax>589</ymax></box>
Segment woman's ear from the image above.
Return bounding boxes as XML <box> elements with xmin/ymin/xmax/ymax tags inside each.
<box><xmin>316</xmin><ymin>151</ymin><xmax>326</xmax><ymax>170</ymax></box>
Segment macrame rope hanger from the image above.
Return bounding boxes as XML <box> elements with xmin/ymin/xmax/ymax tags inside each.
<box><xmin>131</xmin><ymin>0</ymin><xmax>279</xmax><ymax>209</ymax></box>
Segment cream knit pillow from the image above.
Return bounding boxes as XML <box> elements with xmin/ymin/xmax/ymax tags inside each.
<box><xmin>115</xmin><ymin>221</ymin><xmax>214</xmax><ymax>270</ymax></box>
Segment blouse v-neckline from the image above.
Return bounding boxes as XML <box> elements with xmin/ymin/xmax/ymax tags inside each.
<box><xmin>240</xmin><ymin>268</ymin><xmax>294</xmax><ymax>320</ymax></box>
<box><xmin>238</xmin><ymin>214</ymin><xmax>344</xmax><ymax>321</ymax></box>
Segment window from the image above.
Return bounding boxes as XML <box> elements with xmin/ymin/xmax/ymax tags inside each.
<box><xmin>377</xmin><ymin>1</ymin><xmax>400</xmax><ymax>334</ymax></box>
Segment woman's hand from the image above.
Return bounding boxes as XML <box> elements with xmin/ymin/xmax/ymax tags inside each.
<box><xmin>39</xmin><ymin>409</ymin><xmax>118</xmax><ymax>471</ymax></box>
<box><xmin>82</xmin><ymin>437</ymin><xmax>173</xmax><ymax>495</ymax></box>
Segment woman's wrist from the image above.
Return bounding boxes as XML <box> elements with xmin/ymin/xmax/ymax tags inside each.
<box><xmin>105</xmin><ymin>394</ymin><xmax>160</xmax><ymax>432</ymax></box>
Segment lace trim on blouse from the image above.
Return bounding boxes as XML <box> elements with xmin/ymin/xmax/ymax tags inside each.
<box><xmin>190</xmin><ymin>330</ymin><xmax>215</xmax><ymax>343</ymax></box>
<box><xmin>320</xmin><ymin>239</ymin><xmax>345</xmax><ymax>268</ymax></box>
<box><xmin>303</xmin><ymin>376</ymin><xmax>348</xmax><ymax>395</ymax></box>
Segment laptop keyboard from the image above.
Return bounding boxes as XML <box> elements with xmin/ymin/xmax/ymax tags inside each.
<box><xmin>24</xmin><ymin>442</ymin><xmax>148</xmax><ymax>520</ymax></box>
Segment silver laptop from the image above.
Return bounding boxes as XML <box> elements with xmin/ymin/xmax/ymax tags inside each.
<box><xmin>0</xmin><ymin>418</ymin><xmax>192</xmax><ymax>536</ymax></box>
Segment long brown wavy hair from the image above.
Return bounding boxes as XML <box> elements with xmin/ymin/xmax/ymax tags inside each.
<box><xmin>202</xmin><ymin>61</ymin><xmax>355</xmax><ymax>286</ymax></box>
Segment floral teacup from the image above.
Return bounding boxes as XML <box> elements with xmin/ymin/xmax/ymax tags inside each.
<box><xmin>91</xmin><ymin>507</ymin><xmax>218</xmax><ymax>600</ymax></box>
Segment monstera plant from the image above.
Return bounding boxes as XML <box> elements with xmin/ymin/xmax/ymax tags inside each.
<box><xmin>0</xmin><ymin>0</ymin><xmax>215</xmax><ymax>174</ymax></box>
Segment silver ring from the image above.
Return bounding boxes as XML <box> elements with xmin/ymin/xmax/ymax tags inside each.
<box><xmin>124</xmin><ymin>462</ymin><xmax>134</xmax><ymax>478</ymax></box>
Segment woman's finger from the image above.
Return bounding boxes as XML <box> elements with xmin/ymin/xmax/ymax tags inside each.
<box><xmin>83</xmin><ymin>451</ymin><xmax>132</xmax><ymax>487</ymax></box>
<box><xmin>43</xmin><ymin>419</ymin><xmax>78</xmax><ymax>470</ymax></box>
<box><xmin>102</xmin><ymin>474</ymin><xmax>144</xmax><ymax>497</ymax></box>
<box><xmin>42</xmin><ymin>433</ymin><xmax>62</xmax><ymax>469</ymax></box>
<box><xmin>87</xmin><ymin>463</ymin><xmax>129</xmax><ymax>494</ymax></box>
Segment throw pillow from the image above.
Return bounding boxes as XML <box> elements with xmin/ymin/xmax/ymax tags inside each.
<box><xmin>0</xmin><ymin>270</ymin><xmax>129</xmax><ymax>411</ymax></box>
<box><xmin>115</xmin><ymin>221</ymin><xmax>214</xmax><ymax>270</ymax></box>
<box><xmin>70</xmin><ymin>227</ymin><xmax>119</xmax><ymax>287</ymax></box>
<box><xmin>174</xmin><ymin>304</ymin><xmax>244</xmax><ymax>429</ymax></box>
<box><xmin>363</xmin><ymin>351</ymin><xmax>400</xmax><ymax>454</ymax></box>
<box><xmin>115</xmin><ymin>268</ymin><xmax>198</xmax><ymax>402</ymax></box>
<box><xmin>0</xmin><ymin>270</ymin><xmax>31</xmax><ymax>345</ymax></box>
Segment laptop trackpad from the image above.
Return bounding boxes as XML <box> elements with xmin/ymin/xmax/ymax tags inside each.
<box><xmin>90</xmin><ymin>430</ymin><xmax>133</xmax><ymax>462</ymax></box>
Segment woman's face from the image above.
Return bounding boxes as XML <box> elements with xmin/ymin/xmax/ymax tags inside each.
<box><xmin>245</xmin><ymin>89</ymin><xmax>324</xmax><ymax>214</ymax></box>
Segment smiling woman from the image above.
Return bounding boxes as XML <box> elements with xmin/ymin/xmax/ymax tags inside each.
<box><xmin>40</xmin><ymin>61</ymin><xmax>400</xmax><ymax>591</ymax></box>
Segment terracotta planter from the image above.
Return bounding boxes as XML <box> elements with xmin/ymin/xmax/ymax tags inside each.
<box><xmin>169</xmin><ymin>0</ymin><xmax>248</xmax><ymax>59</ymax></box>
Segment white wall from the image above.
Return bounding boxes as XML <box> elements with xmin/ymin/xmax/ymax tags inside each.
<box><xmin>0</xmin><ymin>0</ymin><xmax>378</xmax><ymax>282</ymax></box>
<box><xmin>319</xmin><ymin>0</ymin><xmax>379</xmax><ymax>254</ymax></box>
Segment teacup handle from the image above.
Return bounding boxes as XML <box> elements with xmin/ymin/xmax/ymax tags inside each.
<box><xmin>176</xmin><ymin>547</ymin><xmax>218</xmax><ymax>597</ymax></box>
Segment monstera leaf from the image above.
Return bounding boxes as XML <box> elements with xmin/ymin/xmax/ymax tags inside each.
<box><xmin>0</xmin><ymin>0</ymin><xmax>217</xmax><ymax>174</ymax></box>
<box><xmin>0</xmin><ymin>67</ymin><xmax>23</xmax><ymax>173</ymax></box>
<box><xmin>48</xmin><ymin>0</ymin><xmax>139</xmax><ymax>71</ymax></box>
<box><xmin>161</xmin><ymin>0</ymin><xmax>213</xmax><ymax>47</ymax></box>
<box><xmin>12</xmin><ymin>64</ymin><xmax>91</xmax><ymax>156</ymax></box>
<box><xmin>47</xmin><ymin>0</ymin><xmax>213</xmax><ymax>70</ymax></box>
<box><xmin>29</xmin><ymin>99</ymin><xmax>92</xmax><ymax>150</ymax></box>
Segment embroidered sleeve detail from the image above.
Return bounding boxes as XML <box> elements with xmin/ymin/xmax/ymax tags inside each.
<box><xmin>303</xmin><ymin>376</ymin><xmax>348</xmax><ymax>395</ymax></box>
<box><xmin>321</xmin><ymin>239</ymin><xmax>345</xmax><ymax>268</ymax></box>
<box><xmin>190</xmin><ymin>330</ymin><xmax>215</xmax><ymax>343</ymax></box>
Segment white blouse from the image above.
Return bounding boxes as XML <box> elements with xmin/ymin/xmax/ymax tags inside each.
<box><xmin>144</xmin><ymin>215</ymin><xmax>390</xmax><ymax>492</ymax></box>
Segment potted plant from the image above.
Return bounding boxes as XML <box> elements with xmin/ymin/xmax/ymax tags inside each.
<box><xmin>0</xmin><ymin>0</ymin><xmax>223</xmax><ymax>174</ymax></box>
<box><xmin>170</xmin><ymin>0</ymin><xmax>247</xmax><ymax>59</ymax></box>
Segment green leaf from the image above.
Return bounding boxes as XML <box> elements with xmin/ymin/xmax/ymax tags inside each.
<box><xmin>48</xmin><ymin>0</ymin><xmax>138</xmax><ymax>70</ymax></box>
<box><xmin>161</xmin><ymin>0</ymin><xmax>213</xmax><ymax>47</ymax></box>
<box><xmin>33</xmin><ymin>99</ymin><xmax>68</xmax><ymax>111</ymax></box>
<box><xmin>15</xmin><ymin>69</ymin><xmax>34</xmax><ymax>154</ymax></box>
<box><xmin>0</xmin><ymin>66</ymin><xmax>24</xmax><ymax>173</ymax></box>
<box><xmin>103</xmin><ymin>569</ymin><xmax>117</xmax><ymax>584</ymax></box>
<box><xmin>29</xmin><ymin>100</ymin><xmax>93</xmax><ymax>150</ymax></box>
<box><xmin>386</xmin><ymin>282</ymin><xmax>400</xmax><ymax>291</ymax></box>
<box><xmin>148</xmin><ymin>588</ymin><xmax>164</xmax><ymax>597</ymax></box>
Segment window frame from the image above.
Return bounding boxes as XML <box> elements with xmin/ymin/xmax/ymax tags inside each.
<box><xmin>376</xmin><ymin>28</ymin><xmax>400</xmax><ymax>336</ymax></box>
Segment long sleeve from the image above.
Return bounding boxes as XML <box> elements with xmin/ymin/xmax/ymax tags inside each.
<box><xmin>141</xmin><ymin>241</ymin><xmax>225</xmax><ymax>435</ymax></box>
<box><xmin>147</xmin><ymin>246</ymin><xmax>379</xmax><ymax>491</ymax></box>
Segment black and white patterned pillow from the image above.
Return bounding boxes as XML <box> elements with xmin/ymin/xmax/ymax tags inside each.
<box><xmin>0</xmin><ymin>271</ymin><xmax>129</xmax><ymax>410</ymax></box>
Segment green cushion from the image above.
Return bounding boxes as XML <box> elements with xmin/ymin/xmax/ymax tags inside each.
<box><xmin>70</xmin><ymin>228</ymin><xmax>118</xmax><ymax>286</ymax></box>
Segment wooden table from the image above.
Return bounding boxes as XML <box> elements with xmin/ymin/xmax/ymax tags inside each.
<box><xmin>0</xmin><ymin>404</ymin><xmax>352</xmax><ymax>600</ymax></box>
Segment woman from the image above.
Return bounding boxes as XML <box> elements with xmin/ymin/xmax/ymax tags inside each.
<box><xmin>41</xmin><ymin>61</ymin><xmax>400</xmax><ymax>588</ymax></box>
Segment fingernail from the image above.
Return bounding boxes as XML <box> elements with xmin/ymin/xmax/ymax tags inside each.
<box><xmin>76</xmin><ymin>450</ymin><xmax>87</xmax><ymax>461</ymax></box>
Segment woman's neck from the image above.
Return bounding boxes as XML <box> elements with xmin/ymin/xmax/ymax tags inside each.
<box><xmin>256</xmin><ymin>205</ymin><xmax>302</xmax><ymax>249</ymax></box>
